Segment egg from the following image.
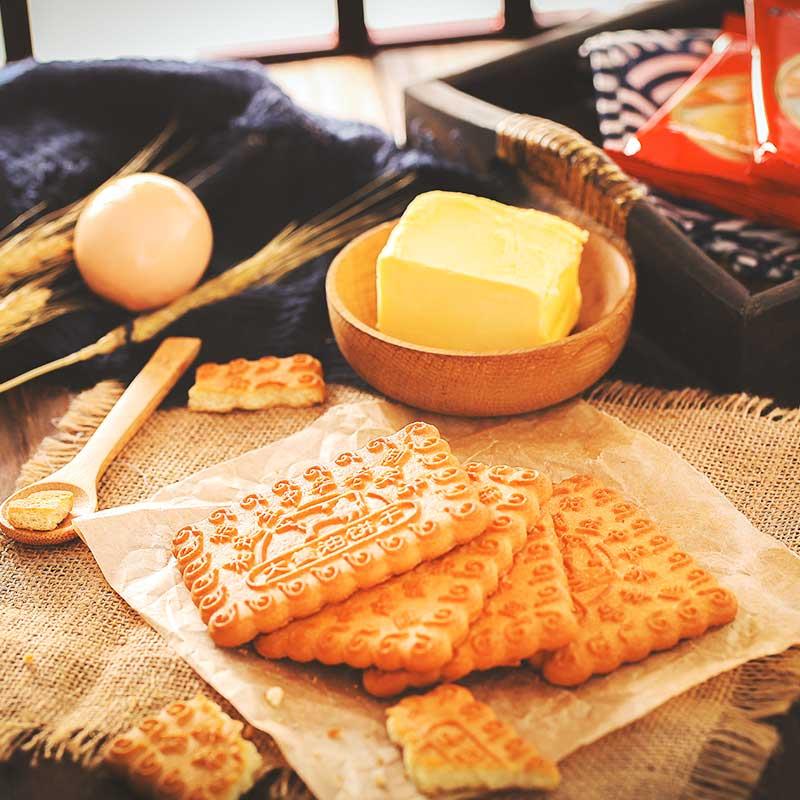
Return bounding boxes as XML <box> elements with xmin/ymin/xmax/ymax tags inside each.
<box><xmin>74</xmin><ymin>173</ymin><xmax>213</xmax><ymax>311</ymax></box>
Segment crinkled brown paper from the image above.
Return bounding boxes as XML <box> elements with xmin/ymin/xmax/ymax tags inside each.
<box><xmin>74</xmin><ymin>398</ymin><xmax>800</xmax><ymax>800</ymax></box>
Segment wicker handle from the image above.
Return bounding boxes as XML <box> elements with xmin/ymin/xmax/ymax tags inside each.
<box><xmin>496</xmin><ymin>113</ymin><xmax>644</xmax><ymax>238</ymax></box>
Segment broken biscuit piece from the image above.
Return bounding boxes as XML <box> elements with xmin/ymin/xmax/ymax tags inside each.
<box><xmin>6</xmin><ymin>490</ymin><xmax>73</xmax><ymax>531</ymax></box>
<box><xmin>188</xmin><ymin>354</ymin><xmax>325</xmax><ymax>412</ymax></box>
<box><xmin>104</xmin><ymin>694</ymin><xmax>261</xmax><ymax>800</ymax></box>
<box><xmin>386</xmin><ymin>684</ymin><xmax>560</xmax><ymax>794</ymax></box>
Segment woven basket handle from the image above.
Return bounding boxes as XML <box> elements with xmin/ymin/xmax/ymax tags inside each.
<box><xmin>496</xmin><ymin>113</ymin><xmax>644</xmax><ymax>238</ymax></box>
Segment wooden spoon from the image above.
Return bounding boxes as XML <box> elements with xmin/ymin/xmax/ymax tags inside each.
<box><xmin>0</xmin><ymin>336</ymin><xmax>201</xmax><ymax>546</ymax></box>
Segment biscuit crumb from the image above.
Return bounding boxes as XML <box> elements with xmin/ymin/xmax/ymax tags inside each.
<box><xmin>373</xmin><ymin>768</ymin><xmax>387</xmax><ymax>789</ymax></box>
<box><xmin>265</xmin><ymin>686</ymin><xmax>284</xmax><ymax>707</ymax></box>
<box><xmin>327</xmin><ymin>727</ymin><xmax>341</xmax><ymax>739</ymax></box>
<box><xmin>8</xmin><ymin>490</ymin><xmax>73</xmax><ymax>531</ymax></box>
<box><xmin>22</xmin><ymin>653</ymin><xmax>34</xmax><ymax>666</ymax></box>
<box><xmin>376</xmin><ymin>746</ymin><xmax>397</xmax><ymax>765</ymax></box>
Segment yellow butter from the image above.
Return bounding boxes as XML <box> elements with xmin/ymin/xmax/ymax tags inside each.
<box><xmin>376</xmin><ymin>191</ymin><xmax>588</xmax><ymax>351</ymax></box>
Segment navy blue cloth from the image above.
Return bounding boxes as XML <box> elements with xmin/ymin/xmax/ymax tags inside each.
<box><xmin>0</xmin><ymin>58</ymin><xmax>493</xmax><ymax>392</ymax></box>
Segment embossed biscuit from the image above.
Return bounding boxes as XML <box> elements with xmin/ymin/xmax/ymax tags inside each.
<box><xmin>253</xmin><ymin>462</ymin><xmax>550</xmax><ymax>673</ymax></box>
<box><xmin>104</xmin><ymin>694</ymin><xmax>261</xmax><ymax>800</ymax></box>
<box><xmin>386</xmin><ymin>684</ymin><xmax>560</xmax><ymax>794</ymax></box>
<box><xmin>173</xmin><ymin>422</ymin><xmax>490</xmax><ymax>646</ymax></box>
<box><xmin>540</xmin><ymin>474</ymin><xmax>739</xmax><ymax>686</ymax></box>
<box><xmin>363</xmin><ymin>512</ymin><xmax>577</xmax><ymax>697</ymax></box>
<box><xmin>188</xmin><ymin>354</ymin><xmax>325</xmax><ymax>412</ymax></box>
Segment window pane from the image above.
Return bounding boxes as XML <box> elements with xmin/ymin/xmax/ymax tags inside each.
<box><xmin>365</xmin><ymin>0</ymin><xmax>503</xmax><ymax>32</ymax></box>
<box><xmin>28</xmin><ymin>0</ymin><xmax>337</xmax><ymax>61</ymax></box>
<box><xmin>533</xmin><ymin>0</ymin><xmax>647</xmax><ymax>12</ymax></box>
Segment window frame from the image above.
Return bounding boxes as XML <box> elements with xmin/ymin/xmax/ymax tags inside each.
<box><xmin>1</xmin><ymin>0</ymin><xmax>544</xmax><ymax>64</ymax></box>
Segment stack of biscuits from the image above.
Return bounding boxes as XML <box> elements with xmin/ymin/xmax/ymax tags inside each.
<box><xmin>167</xmin><ymin>421</ymin><xmax>738</xmax><ymax>796</ymax></box>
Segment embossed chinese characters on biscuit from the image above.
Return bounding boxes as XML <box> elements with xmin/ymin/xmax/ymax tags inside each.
<box><xmin>188</xmin><ymin>354</ymin><xmax>325</xmax><ymax>412</ymax></box>
<box><xmin>104</xmin><ymin>694</ymin><xmax>261</xmax><ymax>800</ymax></box>
<box><xmin>172</xmin><ymin>423</ymin><xmax>490</xmax><ymax>646</ymax></box>
<box><xmin>254</xmin><ymin>462</ymin><xmax>551</xmax><ymax>674</ymax></box>
<box><xmin>386</xmin><ymin>684</ymin><xmax>560</xmax><ymax>794</ymax></box>
<box><xmin>364</xmin><ymin>512</ymin><xmax>577</xmax><ymax>697</ymax></box>
<box><xmin>541</xmin><ymin>475</ymin><xmax>738</xmax><ymax>686</ymax></box>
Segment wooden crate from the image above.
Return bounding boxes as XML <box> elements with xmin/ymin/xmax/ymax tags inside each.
<box><xmin>405</xmin><ymin>0</ymin><xmax>800</xmax><ymax>403</ymax></box>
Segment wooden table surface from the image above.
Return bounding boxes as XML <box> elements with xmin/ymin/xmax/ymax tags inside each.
<box><xmin>1</xmin><ymin>41</ymin><xmax>797</xmax><ymax>800</ymax></box>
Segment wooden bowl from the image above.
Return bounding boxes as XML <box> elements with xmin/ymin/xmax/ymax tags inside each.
<box><xmin>327</xmin><ymin>221</ymin><xmax>635</xmax><ymax>416</ymax></box>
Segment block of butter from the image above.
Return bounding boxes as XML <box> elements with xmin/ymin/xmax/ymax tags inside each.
<box><xmin>376</xmin><ymin>191</ymin><xmax>588</xmax><ymax>351</ymax></box>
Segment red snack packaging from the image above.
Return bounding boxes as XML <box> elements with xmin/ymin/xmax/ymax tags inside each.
<box><xmin>723</xmin><ymin>12</ymin><xmax>748</xmax><ymax>36</ymax></box>
<box><xmin>747</xmin><ymin>0</ymin><xmax>800</xmax><ymax>186</ymax></box>
<box><xmin>612</xmin><ymin>32</ymin><xmax>800</xmax><ymax>228</ymax></box>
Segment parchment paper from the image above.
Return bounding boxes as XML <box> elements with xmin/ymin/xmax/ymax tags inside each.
<box><xmin>74</xmin><ymin>398</ymin><xmax>800</xmax><ymax>800</ymax></box>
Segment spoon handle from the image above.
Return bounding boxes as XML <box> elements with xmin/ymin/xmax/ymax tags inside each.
<box><xmin>59</xmin><ymin>337</ymin><xmax>201</xmax><ymax>487</ymax></box>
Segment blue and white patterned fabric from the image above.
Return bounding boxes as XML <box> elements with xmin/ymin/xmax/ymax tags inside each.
<box><xmin>581</xmin><ymin>28</ymin><xmax>800</xmax><ymax>284</ymax></box>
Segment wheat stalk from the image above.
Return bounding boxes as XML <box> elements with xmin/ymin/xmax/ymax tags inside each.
<box><xmin>0</xmin><ymin>276</ymin><xmax>86</xmax><ymax>346</ymax></box>
<box><xmin>0</xmin><ymin>123</ymin><xmax>179</xmax><ymax>292</ymax></box>
<box><xmin>0</xmin><ymin>171</ymin><xmax>415</xmax><ymax>394</ymax></box>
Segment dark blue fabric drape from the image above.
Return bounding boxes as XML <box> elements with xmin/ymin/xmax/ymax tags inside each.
<box><xmin>0</xmin><ymin>58</ymin><xmax>492</xmax><ymax>393</ymax></box>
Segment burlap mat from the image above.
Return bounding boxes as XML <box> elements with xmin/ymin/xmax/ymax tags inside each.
<box><xmin>2</xmin><ymin>380</ymin><xmax>799</xmax><ymax>799</ymax></box>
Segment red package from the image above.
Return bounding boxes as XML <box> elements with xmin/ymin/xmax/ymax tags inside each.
<box><xmin>723</xmin><ymin>12</ymin><xmax>747</xmax><ymax>36</ymax></box>
<box><xmin>612</xmin><ymin>33</ymin><xmax>800</xmax><ymax>228</ymax></box>
<box><xmin>747</xmin><ymin>0</ymin><xmax>800</xmax><ymax>186</ymax></box>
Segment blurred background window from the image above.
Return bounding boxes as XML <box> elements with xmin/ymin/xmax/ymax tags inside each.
<box><xmin>533</xmin><ymin>0</ymin><xmax>646</xmax><ymax>12</ymax></box>
<box><xmin>26</xmin><ymin>0</ymin><xmax>339</xmax><ymax>61</ymax></box>
<box><xmin>1</xmin><ymin>0</ymin><xmax>646</xmax><ymax>64</ymax></box>
<box><xmin>365</xmin><ymin>1</ymin><xmax>503</xmax><ymax>44</ymax></box>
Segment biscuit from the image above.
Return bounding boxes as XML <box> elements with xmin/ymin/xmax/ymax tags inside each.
<box><xmin>254</xmin><ymin>463</ymin><xmax>551</xmax><ymax>673</ymax></box>
<box><xmin>363</xmin><ymin>512</ymin><xmax>577</xmax><ymax>697</ymax></box>
<box><xmin>386</xmin><ymin>684</ymin><xmax>560</xmax><ymax>794</ymax></box>
<box><xmin>104</xmin><ymin>694</ymin><xmax>261</xmax><ymax>800</ymax></box>
<box><xmin>188</xmin><ymin>354</ymin><xmax>325</xmax><ymax>412</ymax></box>
<box><xmin>6</xmin><ymin>490</ymin><xmax>73</xmax><ymax>532</ymax></box>
<box><xmin>173</xmin><ymin>422</ymin><xmax>490</xmax><ymax>646</ymax></box>
<box><xmin>540</xmin><ymin>474</ymin><xmax>738</xmax><ymax>686</ymax></box>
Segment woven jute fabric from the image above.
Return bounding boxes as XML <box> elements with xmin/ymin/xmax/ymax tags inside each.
<box><xmin>2</xmin><ymin>380</ymin><xmax>799</xmax><ymax>799</ymax></box>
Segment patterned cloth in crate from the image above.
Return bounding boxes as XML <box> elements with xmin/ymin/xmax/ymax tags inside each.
<box><xmin>582</xmin><ymin>28</ymin><xmax>800</xmax><ymax>283</ymax></box>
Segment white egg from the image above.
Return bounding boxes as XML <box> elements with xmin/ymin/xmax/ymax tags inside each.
<box><xmin>74</xmin><ymin>172</ymin><xmax>213</xmax><ymax>311</ymax></box>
